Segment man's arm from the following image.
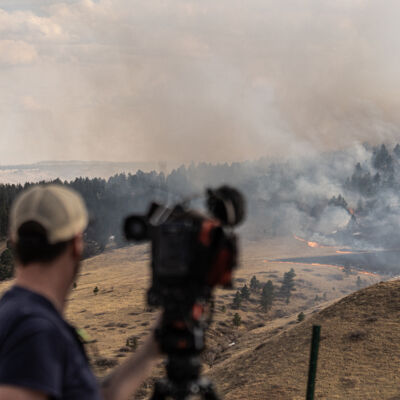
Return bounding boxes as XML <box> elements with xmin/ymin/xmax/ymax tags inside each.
<box><xmin>101</xmin><ymin>332</ymin><xmax>160</xmax><ymax>400</ymax></box>
<box><xmin>0</xmin><ymin>386</ymin><xmax>47</xmax><ymax>400</ymax></box>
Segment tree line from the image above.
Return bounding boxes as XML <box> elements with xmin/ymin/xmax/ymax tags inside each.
<box><xmin>0</xmin><ymin>172</ymin><xmax>180</xmax><ymax>253</ymax></box>
<box><xmin>231</xmin><ymin>268</ymin><xmax>296</xmax><ymax>313</ymax></box>
<box><xmin>2</xmin><ymin>141</ymin><xmax>400</xmax><ymax>280</ymax></box>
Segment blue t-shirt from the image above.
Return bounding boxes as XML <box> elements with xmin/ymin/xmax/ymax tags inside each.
<box><xmin>0</xmin><ymin>286</ymin><xmax>102</xmax><ymax>399</ymax></box>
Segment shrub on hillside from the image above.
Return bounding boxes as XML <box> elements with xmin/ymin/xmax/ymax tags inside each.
<box><xmin>233</xmin><ymin>313</ymin><xmax>241</xmax><ymax>327</ymax></box>
<box><xmin>126</xmin><ymin>335</ymin><xmax>138</xmax><ymax>351</ymax></box>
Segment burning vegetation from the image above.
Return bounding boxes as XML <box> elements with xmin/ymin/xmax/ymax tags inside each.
<box><xmin>0</xmin><ymin>142</ymin><xmax>400</xmax><ymax>277</ymax></box>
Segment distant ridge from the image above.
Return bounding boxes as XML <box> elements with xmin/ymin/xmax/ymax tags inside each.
<box><xmin>0</xmin><ymin>160</ymin><xmax>180</xmax><ymax>184</ymax></box>
<box><xmin>210</xmin><ymin>280</ymin><xmax>400</xmax><ymax>399</ymax></box>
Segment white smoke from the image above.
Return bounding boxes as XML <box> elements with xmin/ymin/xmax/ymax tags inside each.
<box><xmin>1</xmin><ymin>1</ymin><xmax>400</xmax><ymax>164</ymax></box>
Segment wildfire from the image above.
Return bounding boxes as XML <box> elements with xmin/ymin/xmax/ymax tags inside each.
<box><xmin>348</xmin><ymin>208</ymin><xmax>355</xmax><ymax>215</ymax></box>
<box><xmin>293</xmin><ymin>235</ymin><xmax>329</xmax><ymax>249</ymax></box>
<box><xmin>294</xmin><ymin>234</ymin><xmax>307</xmax><ymax>243</ymax></box>
<box><xmin>336</xmin><ymin>250</ymin><xmax>353</xmax><ymax>254</ymax></box>
<box><xmin>273</xmin><ymin>260</ymin><xmax>379</xmax><ymax>277</ymax></box>
<box><xmin>359</xmin><ymin>270</ymin><xmax>377</xmax><ymax>277</ymax></box>
<box><xmin>311</xmin><ymin>262</ymin><xmax>344</xmax><ymax>270</ymax></box>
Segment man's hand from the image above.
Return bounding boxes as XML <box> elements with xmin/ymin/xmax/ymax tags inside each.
<box><xmin>0</xmin><ymin>386</ymin><xmax>47</xmax><ymax>400</ymax></box>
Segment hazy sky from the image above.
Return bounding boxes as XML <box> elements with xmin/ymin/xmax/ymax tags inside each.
<box><xmin>1</xmin><ymin>0</ymin><xmax>400</xmax><ymax>164</ymax></box>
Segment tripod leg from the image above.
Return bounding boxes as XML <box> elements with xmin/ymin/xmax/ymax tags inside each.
<box><xmin>149</xmin><ymin>388</ymin><xmax>164</xmax><ymax>400</ymax></box>
<box><xmin>203</xmin><ymin>387</ymin><xmax>220</xmax><ymax>400</ymax></box>
<box><xmin>150</xmin><ymin>379</ymin><xmax>169</xmax><ymax>400</ymax></box>
<box><xmin>198</xmin><ymin>379</ymin><xmax>221</xmax><ymax>400</ymax></box>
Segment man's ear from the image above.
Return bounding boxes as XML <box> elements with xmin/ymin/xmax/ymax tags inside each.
<box><xmin>71</xmin><ymin>233</ymin><xmax>84</xmax><ymax>259</ymax></box>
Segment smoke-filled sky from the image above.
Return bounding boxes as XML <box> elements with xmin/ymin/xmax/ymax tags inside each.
<box><xmin>1</xmin><ymin>0</ymin><xmax>400</xmax><ymax>164</ymax></box>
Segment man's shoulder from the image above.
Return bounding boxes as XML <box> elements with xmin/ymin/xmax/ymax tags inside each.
<box><xmin>0</xmin><ymin>287</ymin><xmax>101</xmax><ymax>400</ymax></box>
<box><xmin>1</xmin><ymin>311</ymin><xmax>59</xmax><ymax>340</ymax></box>
<box><xmin>0</xmin><ymin>286</ymin><xmax>67</xmax><ymax>346</ymax></box>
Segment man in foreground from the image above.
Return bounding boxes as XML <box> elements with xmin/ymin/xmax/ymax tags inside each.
<box><xmin>0</xmin><ymin>185</ymin><xmax>160</xmax><ymax>400</ymax></box>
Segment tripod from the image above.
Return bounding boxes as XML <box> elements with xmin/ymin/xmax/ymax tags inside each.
<box><xmin>150</xmin><ymin>355</ymin><xmax>220</xmax><ymax>400</ymax></box>
<box><xmin>149</xmin><ymin>299</ymin><xmax>221</xmax><ymax>400</ymax></box>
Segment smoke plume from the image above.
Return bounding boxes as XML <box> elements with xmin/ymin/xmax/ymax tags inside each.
<box><xmin>1</xmin><ymin>1</ymin><xmax>400</xmax><ymax>164</ymax></box>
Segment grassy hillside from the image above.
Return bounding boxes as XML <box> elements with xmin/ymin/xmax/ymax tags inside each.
<box><xmin>210</xmin><ymin>280</ymin><xmax>400</xmax><ymax>400</ymax></box>
<box><xmin>0</xmin><ymin>237</ymin><xmax>388</xmax><ymax>399</ymax></box>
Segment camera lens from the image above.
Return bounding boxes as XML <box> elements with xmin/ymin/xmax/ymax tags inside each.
<box><xmin>207</xmin><ymin>186</ymin><xmax>245</xmax><ymax>226</ymax></box>
<box><xmin>124</xmin><ymin>216</ymin><xmax>149</xmax><ymax>241</ymax></box>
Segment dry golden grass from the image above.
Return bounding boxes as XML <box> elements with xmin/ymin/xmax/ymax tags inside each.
<box><xmin>0</xmin><ymin>237</ymin><xmax>390</xmax><ymax>399</ymax></box>
<box><xmin>210</xmin><ymin>280</ymin><xmax>400</xmax><ymax>400</ymax></box>
<box><xmin>66</xmin><ymin>245</ymin><xmax>158</xmax><ymax>367</ymax></box>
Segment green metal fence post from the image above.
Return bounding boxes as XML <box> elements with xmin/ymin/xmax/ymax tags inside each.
<box><xmin>306</xmin><ymin>325</ymin><xmax>321</xmax><ymax>400</ymax></box>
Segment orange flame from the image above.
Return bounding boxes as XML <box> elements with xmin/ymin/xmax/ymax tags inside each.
<box><xmin>359</xmin><ymin>270</ymin><xmax>377</xmax><ymax>277</ymax></box>
<box><xmin>294</xmin><ymin>235</ymin><xmax>329</xmax><ymax>249</ymax></box>
<box><xmin>293</xmin><ymin>235</ymin><xmax>307</xmax><ymax>243</ymax></box>
<box><xmin>272</xmin><ymin>260</ymin><xmax>379</xmax><ymax>277</ymax></box>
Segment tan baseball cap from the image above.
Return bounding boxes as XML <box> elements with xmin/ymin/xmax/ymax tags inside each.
<box><xmin>9</xmin><ymin>185</ymin><xmax>89</xmax><ymax>244</ymax></box>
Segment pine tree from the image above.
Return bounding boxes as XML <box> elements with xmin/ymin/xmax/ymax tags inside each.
<box><xmin>0</xmin><ymin>264</ymin><xmax>13</xmax><ymax>281</ymax></box>
<box><xmin>0</xmin><ymin>249</ymin><xmax>13</xmax><ymax>266</ymax></box>
<box><xmin>394</xmin><ymin>144</ymin><xmax>400</xmax><ymax>158</ymax></box>
<box><xmin>373</xmin><ymin>144</ymin><xmax>394</xmax><ymax>173</ymax></box>
<box><xmin>232</xmin><ymin>291</ymin><xmax>242</xmax><ymax>309</ymax></box>
<box><xmin>233</xmin><ymin>313</ymin><xmax>241</xmax><ymax>327</ymax></box>
<box><xmin>280</xmin><ymin>268</ymin><xmax>296</xmax><ymax>303</ymax></box>
<box><xmin>240</xmin><ymin>284</ymin><xmax>250</xmax><ymax>300</ymax></box>
<box><xmin>250</xmin><ymin>275</ymin><xmax>260</xmax><ymax>292</ymax></box>
<box><xmin>260</xmin><ymin>280</ymin><xmax>274</xmax><ymax>312</ymax></box>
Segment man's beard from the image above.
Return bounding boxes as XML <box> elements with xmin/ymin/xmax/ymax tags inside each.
<box><xmin>73</xmin><ymin>259</ymin><xmax>81</xmax><ymax>281</ymax></box>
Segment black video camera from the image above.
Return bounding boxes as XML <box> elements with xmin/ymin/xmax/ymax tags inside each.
<box><xmin>124</xmin><ymin>186</ymin><xmax>245</xmax><ymax>400</ymax></box>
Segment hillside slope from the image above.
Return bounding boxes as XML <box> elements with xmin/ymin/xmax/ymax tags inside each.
<box><xmin>0</xmin><ymin>239</ymin><xmax>386</xmax><ymax>399</ymax></box>
<box><xmin>210</xmin><ymin>280</ymin><xmax>400</xmax><ymax>400</ymax></box>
